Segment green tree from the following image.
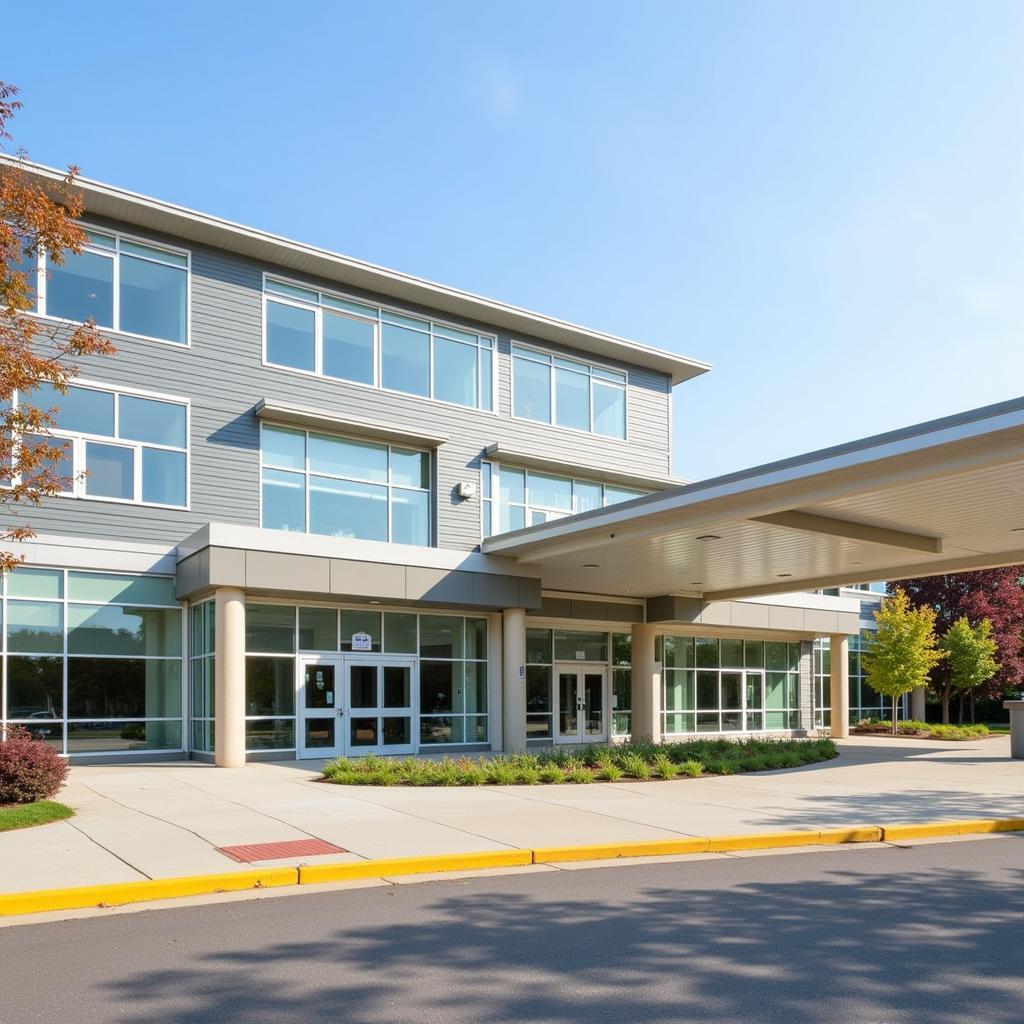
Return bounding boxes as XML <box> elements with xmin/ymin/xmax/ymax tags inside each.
<box><xmin>862</xmin><ymin>588</ymin><xmax>946</xmax><ymax>735</ymax></box>
<box><xmin>939</xmin><ymin>617</ymin><xmax>999</xmax><ymax>725</ymax></box>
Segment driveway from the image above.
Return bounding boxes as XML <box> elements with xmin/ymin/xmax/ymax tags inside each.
<box><xmin>0</xmin><ymin>736</ymin><xmax>1019</xmax><ymax>895</ymax></box>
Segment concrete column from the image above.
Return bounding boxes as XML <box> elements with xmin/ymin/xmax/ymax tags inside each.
<box><xmin>829</xmin><ymin>634</ymin><xmax>850</xmax><ymax>740</ymax></box>
<box><xmin>214</xmin><ymin>587</ymin><xmax>246</xmax><ymax>768</ymax></box>
<box><xmin>501</xmin><ymin>608</ymin><xmax>527</xmax><ymax>752</ymax></box>
<box><xmin>630</xmin><ymin>623</ymin><xmax>661</xmax><ymax>743</ymax></box>
<box><xmin>487</xmin><ymin>612</ymin><xmax>504</xmax><ymax>752</ymax></box>
<box><xmin>911</xmin><ymin>686</ymin><xmax>926</xmax><ymax>722</ymax></box>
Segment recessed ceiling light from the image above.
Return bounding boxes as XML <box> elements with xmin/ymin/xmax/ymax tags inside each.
<box><xmin>777</xmin><ymin>573</ymin><xmax>792</xmax><ymax>578</ymax></box>
<box><xmin>369</xmin><ymin>600</ymin><xmax>381</xmax><ymax>605</ymax></box>
<box><xmin>1013</xmin><ymin>527</ymin><xmax>1024</xmax><ymax>533</ymax></box>
<box><xmin>696</xmin><ymin>534</ymin><xmax>720</xmax><ymax>541</ymax></box>
<box><xmin>689</xmin><ymin>581</ymin><xmax>703</xmax><ymax>586</ymax></box>
<box><xmin>581</xmin><ymin>563</ymin><xmax>600</xmax><ymax>569</ymax></box>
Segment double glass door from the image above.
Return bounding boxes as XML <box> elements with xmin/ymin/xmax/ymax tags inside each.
<box><xmin>299</xmin><ymin>655</ymin><xmax>416</xmax><ymax>758</ymax></box>
<box><xmin>555</xmin><ymin>665</ymin><xmax>607</xmax><ymax>743</ymax></box>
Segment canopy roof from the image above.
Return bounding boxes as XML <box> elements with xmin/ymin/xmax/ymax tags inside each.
<box><xmin>482</xmin><ymin>396</ymin><xmax>1024</xmax><ymax>599</ymax></box>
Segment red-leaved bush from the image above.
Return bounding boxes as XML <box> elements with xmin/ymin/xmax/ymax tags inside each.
<box><xmin>0</xmin><ymin>726</ymin><xmax>69</xmax><ymax>804</ymax></box>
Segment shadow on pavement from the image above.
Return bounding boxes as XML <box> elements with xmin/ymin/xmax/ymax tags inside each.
<box><xmin>92</xmin><ymin>841</ymin><xmax>1024</xmax><ymax>1024</ymax></box>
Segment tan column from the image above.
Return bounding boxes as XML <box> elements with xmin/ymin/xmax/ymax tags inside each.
<box><xmin>911</xmin><ymin>686</ymin><xmax>926</xmax><ymax>722</ymax></box>
<box><xmin>487</xmin><ymin>611</ymin><xmax>504</xmax><ymax>752</ymax></box>
<box><xmin>829</xmin><ymin>634</ymin><xmax>850</xmax><ymax>740</ymax></box>
<box><xmin>214</xmin><ymin>587</ymin><xmax>246</xmax><ymax>767</ymax></box>
<box><xmin>630</xmin><ymin>623</ymin><xmax>661</xmax><ymax>743</ymax></box>
<box><xmin>501</xmin><ymin>608</ymin><xmax>527</xmax><ymax>752</ymax></box>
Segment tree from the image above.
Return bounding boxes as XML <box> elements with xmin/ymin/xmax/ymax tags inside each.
<box><xmin>862</xmin><ymin>588</ymin><xmax>946</xmax><ymax>735</ymax></box>
<box><xmin>939</xmin><ymin>617</ymin><xmax>999</xmax><ymax>725</ymax></box>
<box><xmin>893</xmin><ymin>569</ymin><xmax>1024</xmax><ymax>712</ymax></box>
<box><xmin>0</xmin><ymin>81</ymin><xmax>114</xmax><ymax>572</ymax></box>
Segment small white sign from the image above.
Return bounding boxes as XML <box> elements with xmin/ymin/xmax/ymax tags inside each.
<box><xmin>351</xmin><ymin>631</ymin><xmax>373</xmax><ymax>652</ymax></box>
<box><xmin>575</xmin><ymin>650</ymin><xmax>586</xmax><ymax>660</ymax></box>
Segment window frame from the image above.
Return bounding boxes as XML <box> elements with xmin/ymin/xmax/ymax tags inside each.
<box><xmin>261</xmin><ymin>273</ymin><xmax>497</xmax><ymax>415</ymax></box>
<box><xmin>1</xmin><ymin>567</ymin><xmax>185</xmax><ymax>758</ymax></box>
<box><xmin>258</xmin><ymin>421</ymin><xmax>433</xmax><ymax>547</ymax></box>
<box><xmin>510</xmin><ymin>341</ymin><xmax>629</xmax><ymax>440</ymax></box>
<box><xmin>24</xmin><ymin>224</ymin><xmax>192</xmax><ymax>348</ymax></box>
<box><xmin>480</xmin><ymin>461</ymin><xmax>647</xmax><ymax>538</ymax></box>
<box><xmin>10</xmin><ymin>379</ymin><xmax>191</xmax><ymax>511</ymax></box>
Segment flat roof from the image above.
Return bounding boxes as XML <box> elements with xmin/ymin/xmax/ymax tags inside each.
<box><xmin>3</xmin><ymin>157</ymin><xmax>711</xmax><ymax>386</ymax></box>
<box><xmin>482</xmin><ymin>395</ymin><xmax>1024</xmax><ymax>599</ymax></box>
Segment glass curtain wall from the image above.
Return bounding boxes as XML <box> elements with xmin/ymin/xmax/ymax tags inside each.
<box><xmin>3</xmin><ymin>568</ymin><xmax>183</xmax><ymax>755</ymax></box>
<box><xmin>813</xmin><ymin>634</ymin><xmax>889</xmax><ymax>727</ymax></box>
<box><xmin>661</xmin><ymin>636</ymin><xmax>802</xmax><ymax>734</ymax></box>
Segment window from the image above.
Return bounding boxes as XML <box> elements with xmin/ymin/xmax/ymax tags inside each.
<box><xmin>263</xmin><ymin>277</ymin><xmax>495</xmax><ymax>411</ymax></box>
<box><xmin>482</xmin><ymin>461</ymin><xmax>646</xmax><ymax>536</ymax></box>
<box><xmin>419</xmin><ymin>615</ymin><xmax>488</xmax><ymax>745</ymax></box>
<box><xmin>23</xmin><ymin>228</ymin><xmax>189</xmax><ymax>345</ymax></box>
<box><xmin>260</xmin><ymin>424</ymin><xmax>431</xmax><ymax>545</ymax></box>
<box><xmin>11</xmin><ymin>383</ymin><xmax>189</xmax><ymax>508</ymax></box>
<box><xmin>189</xmin><ymin>601</ymin><xmax>216</xmax><ymax>753</ymax></box>
<box><xmin>2</xmin><ymin>568</ymin><xmax>183</xmax><ymax>755</ymax></box>
<box><xmin>512</xmin><ymin>344</ymin><xmax>627</xmax><ymax>438</ymax></box>
<box><xmin>525</xmin><ymin>628</ymin><xmax>610</xmax><ymax>739</ymax></box>
<box><xmin>661</xmin><ymin>636</ymin><xmax>802</xmax><ymax>735</ymax></box>
<box><xmin>813</xmin><ymin>632</ymin><xmax>890</xmax><ymax>728</ymax></box>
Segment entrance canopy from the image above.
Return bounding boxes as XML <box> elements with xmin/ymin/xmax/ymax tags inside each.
<box><xmin>482</xmin><ymin>396</ymin><xmax>1024</xmax><ymax>600</ymax></box>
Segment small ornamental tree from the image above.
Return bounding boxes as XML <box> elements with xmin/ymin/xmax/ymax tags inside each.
<box><xmin>862</xmin><ymin>588</ymin><xmax>946</xmax><ymax>735</ymax></box>
<box><xmin>0</xmin><ymin>81</ymin><xmax>115</xmax><ymax>572</ymax></box>
<box><xmin>939</xmin><ymin>617</ymin><xmax>999</xmax><ymax>725</ymax></box>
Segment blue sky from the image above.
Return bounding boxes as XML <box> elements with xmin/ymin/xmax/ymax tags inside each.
<box><xmin>5</xmin><ymin>1</ymin><xmax>1024</xmax><ymax>480</ymax></box>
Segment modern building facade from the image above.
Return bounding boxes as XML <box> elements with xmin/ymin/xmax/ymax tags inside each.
<box><xmin>2</xmin><ymin>162</ymin><xmax>983</xmax><ymax>764</ymax></box>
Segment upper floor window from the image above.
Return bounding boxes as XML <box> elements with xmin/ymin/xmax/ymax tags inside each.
<box><xmin>511</xmin><ymin>344</ymin><xmax>627</xmax><ymax>439</ymax></box>
<box><xmin>481</xmin><ymin>461</ymin><xmax>645</xmax><ymax>536</ymax></box>
<box><xmin>12</xmin><ymin>382</ymin><xmax>189</xmax><ymax>508</ymax></box>
<box><xmin>260</xmin><ymin>424</ymin><xmax>431</xmax><ymax>546</ymax></box>
<box><xmin>21</xmin><ymin>228</ymin><xmax>189</xmax><ymax>346</ymax></box>
<box><xmin>263</xmin><ymin>277</ymin><xmax>495</xmax><ymax>412</ymax></box>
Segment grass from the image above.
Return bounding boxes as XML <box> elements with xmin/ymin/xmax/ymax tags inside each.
<box><xmin>0</xmin><ymin>800</ymin><xmax>73</xmax><ymax>832</ymax></box>
<box><xmin>853</xmin><ymin>718</ymin><xmax>991</xmax><ymax>741</ymax></box>
<box><xmin>322</xmin><ymin>737</ymin><xmax>838</xmax><ymax>787</ymax></box>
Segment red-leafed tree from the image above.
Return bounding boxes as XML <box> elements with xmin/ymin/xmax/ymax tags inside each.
<box><xmin>0</xmin><ymin>82</ymin><xmax>115</xmax><ymax>572</ymax></box>
<box><xmin>891</xmin><ymin>567</ymin><xmax>1024</xmax><ymax>718</ymax></box>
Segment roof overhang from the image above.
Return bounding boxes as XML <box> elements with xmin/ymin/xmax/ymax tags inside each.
<box><xmin>2</xmin><ymin>157</ymin><xmax>711</xmax><ymax>386</ymax></box>
<box><xmin>482</xmin><ymin>395</ymin><xmax>1024</xmax><ymax>599</ymax></box>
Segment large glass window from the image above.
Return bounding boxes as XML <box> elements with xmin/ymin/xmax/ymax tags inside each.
<box><xmin>260</xmin><ymin>425</ymin><xmax>431</xmax><ymax>546</ymax></box>
<box><xmin>13</xmin><ymin>383</ymin><xmax>188</xmax><ymax>508</ymax></box>
<box><xmin>525</xmin><ymin>628</ymin><xmax>610</xmax><ymax>739</ymax></box>
<box><xmin>483</xmin><ymin>462</ymin><xmax>646</xmax><ymax>536</ymax></box>
<box><xmin>263</xmin><ymin>277</ymin><xmax>494</xmax><ymax>411</ymax></box>
<box><xmin>662</xmin><ymin>636</ymin><xmax>802</xmax><ymax>734</ymax></box>
<box><xmin>512</xmin><ymin>344</ymin><xmax>627</xmax><ymax>438</ymax></box>
<box><xmin>31</xmin><ymin>228</ymin><xmax>188</xmax><ymax>344</ymax></box>
<box><xmin>419</xmin><ymin>616</ymin><xmax>488</xmax><ymax>745</ymax></box>
<box><xmin>813</xmin><ymin>632</ymin><xmax>890</xmax><ymax>728</ymax></box>
<box><xmin>1</xmin><ymin>569</ymin><xmax>183</xmax><ymax>755</ymax></box>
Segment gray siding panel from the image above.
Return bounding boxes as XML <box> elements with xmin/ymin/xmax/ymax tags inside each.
<box><xmin>24</xmin><ymin>215</ymin><xmax>673</xmax><ymax>555</ymax></box>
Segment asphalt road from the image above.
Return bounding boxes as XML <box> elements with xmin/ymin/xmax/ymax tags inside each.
<box><xmin>4</xmin><ymin>838</ymin><xmax>1024</xmax><ymax>1024</ymax></box>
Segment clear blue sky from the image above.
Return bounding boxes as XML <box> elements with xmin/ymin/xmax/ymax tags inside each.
<box><xmin>6</xmin><ymin>1</ymin><xmax>1024</xmax><ymax>480</ymax></box>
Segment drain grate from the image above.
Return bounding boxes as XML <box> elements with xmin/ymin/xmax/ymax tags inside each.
<box><xmin>217</xmin><ymin>838</ymin><xmax>347</xmax><ymax>863</ymax></box>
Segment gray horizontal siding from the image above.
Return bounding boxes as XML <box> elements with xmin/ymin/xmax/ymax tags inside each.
<box><xmin>22</xmin><ymin>215</ymin><xmax>673</xmax><ymax>554</ymax></box>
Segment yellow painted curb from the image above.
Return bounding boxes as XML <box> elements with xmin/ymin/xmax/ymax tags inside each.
<box><xmin>817</xmin><ymin>826</ymin><xmax>884</xmax><ymax>844</ymax></box>
<box><xmin>882</xmin><ymin>818</ymin><xmax>1024</xmax><ymax>842</ymax></box>
<box><xmin>298</xmin><ymin>849</ymin><xmax>534</xmax><ymax>884</ymax></box>
<box><xmin>707</xmin><ymin>830</ymin><xmax>830</xmax><ymax>852</ymax></box>
<box><xmin>0</xmin><ymin>867</ymin><xmax>298</xmax><ymax>918</ymax></box>
<box><xmin>533</xmin><ymin>837</ymin><xmax>712</xmax><ymax>863</ymax></box>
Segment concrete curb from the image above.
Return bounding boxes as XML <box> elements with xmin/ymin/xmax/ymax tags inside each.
<box><xmin>2</xmin><ymin>818</ymin><xmax>1022</xmax><ymax>917</ymax></box>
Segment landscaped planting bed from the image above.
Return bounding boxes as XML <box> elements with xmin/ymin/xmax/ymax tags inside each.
<box><xmin>322</xmin><ymin>737</ymin><xmax>838</xmax><ymax>786</ymax></box>
<box><xmin>852</xmin><ymin>719</ymin><xmax>991</xmax><ymax>741</ymax></box>
<box><xmin>0</xmin><ymin>801</ymin><xmax>73</xmax><ymax>833</ymax></box>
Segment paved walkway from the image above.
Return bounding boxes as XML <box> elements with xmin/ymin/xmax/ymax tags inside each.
<box><xmin>1</xmin><ymin>737</ymin><xmax>1020</xmax><ymax>894</ymax></box>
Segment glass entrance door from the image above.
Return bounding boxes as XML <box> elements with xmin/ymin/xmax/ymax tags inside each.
<box><xmin>555</xmin><ymin>665</ymin><xmax>607</xmax><ymax>743</ymax></box>
<box><xmin>299</xmin><ymin>658</ymin><xmax>343</xmax><ymax>758</ymax></box>
<box><xmin>344</xmin><ymin>657</ymin><xmax>416</xmax><ymax>756</ymax></box>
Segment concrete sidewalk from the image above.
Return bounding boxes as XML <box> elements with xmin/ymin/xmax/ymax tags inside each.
<box><xmin>1</xmin><ymin>737</ymin><xmax>1020</xmax><ymax>895</ymax></box>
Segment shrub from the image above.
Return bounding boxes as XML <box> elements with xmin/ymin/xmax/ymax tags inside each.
<box><xmin>928</xmin><ymin>723</ymin><xmax>989</xmax><ymax>741</ymax></box>
<box><xmin>0</xmin><ymin>726</ymin><xmax>69</xmax><ymax>804</ymax></box>
<box><xmin>565</xmin><ymin>766</ymin><xmax>593</xmax><ymax>784</ymax></box>
<box><xmin>538</xmin><ymin>765</ymin><xmax>566</xmax><ymax>784</ymax></box>
<box><xmin>485</xmin><ymin>761</ymin><xmax>519</xmax><ymax>785</ymax></box>
<box><xmin>617</xmin><ymin>753</ymin><xmax>651</xmax><ymax>780</ymax></box>
<box><xmin>516</xmin><ymin>765</ymin><xmax>541</xmax><ymax>785</ymax></box>
<box><xmin>652</xmin><ymin>754</ymin><xmax>677</xmax><ymax>780</ymax></box>
<box><xmin>595</xmin><ymin>762</ymin><xmax>624</xmax><ymax>781</ymax></box>
<box><xmin>677</xmin><ymin>759</ymin><xmax>703</xmax><ymax>778</ymax></box>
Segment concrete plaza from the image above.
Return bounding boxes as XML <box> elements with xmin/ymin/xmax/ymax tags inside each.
<box><xmin>1</xmin><ymin>736</ymin><xmax>1020</xmax><ymax>895</ymax></box>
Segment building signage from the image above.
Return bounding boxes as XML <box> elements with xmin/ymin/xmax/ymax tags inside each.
<box><xmin>351</xmin><ymin>631</ymin><xmax>373</xmax><ymax>652</ymax></box>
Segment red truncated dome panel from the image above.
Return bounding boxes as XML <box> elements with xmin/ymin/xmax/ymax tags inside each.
<box><xmin>217</xmin><ymin>839</ymin><xmax>347</xmax><ymax>863</ymax></box>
